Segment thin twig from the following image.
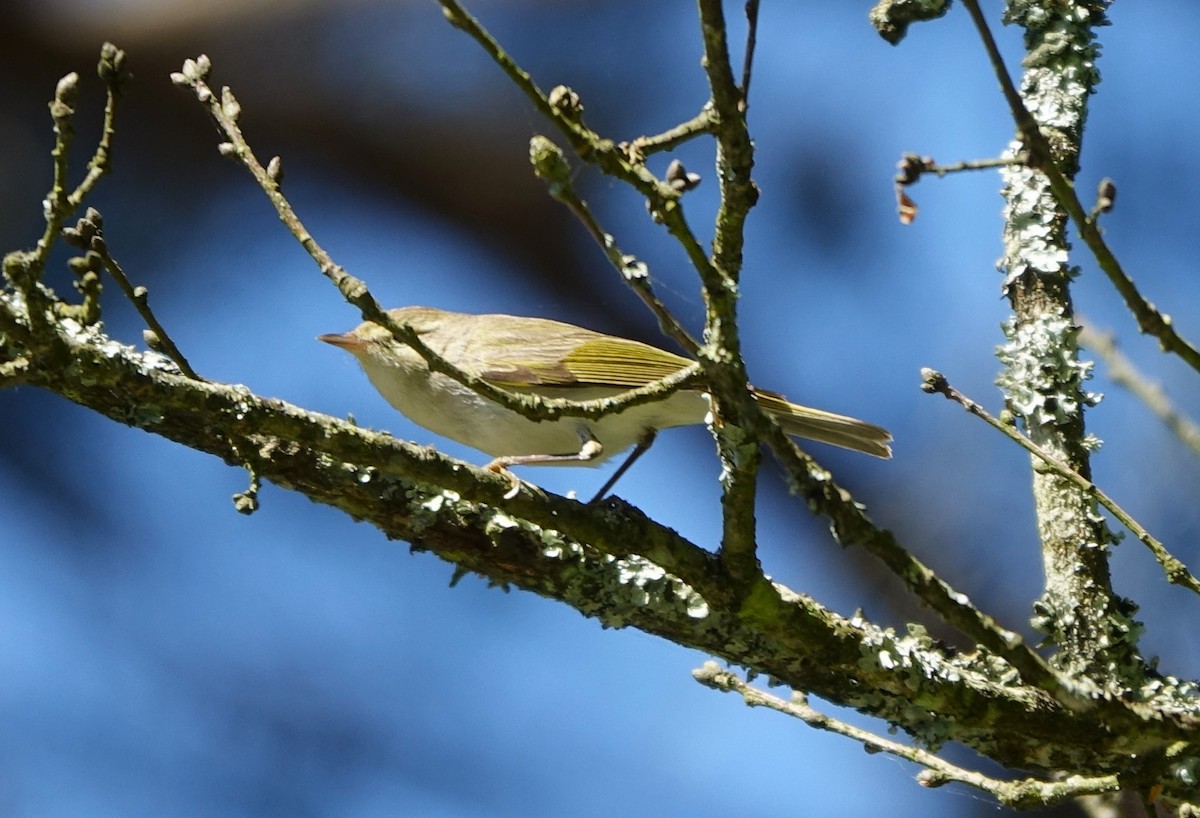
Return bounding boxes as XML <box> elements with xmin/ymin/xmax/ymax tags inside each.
<box><xmin>1079</xmin><ymin>322</ymin><xmax>1200</xmax><ymax>458</ymax></box>
<box><xmin>174</xmin><ymin>58</ymin><xmax>710</xmax><ymax>428</ymax></box>
<box><xmin>759</xmin><ymin>418</ymin><xmax>1073</xmax><ymax>697</ymax></box>
<box><xmin>895</xmin><ymin>152</ymin><xmax>1026</xmax><ymax>185</ymax></box>
<box><xmin>960</xmin><ymin>0</ymin><xmax>1200</xmax><ymax>376</ymax></box>
<box><xmin>67</xmin><ymin>43</ymin><xmax>128</xmax><ymax>211</ymax></box>
<box><xmin>436</xmin><ymin>0</ymin><xmax>725</xmax><ymax>301</ymax></box>
<box><xmin>741</xmin><ymin>0</ymin><xmax>760</xmax><ymax>103</ymax></box>
<box><xmin>922</xmin><ymin>368</ymin><xmax>1200</xmax><ymax>596</ymax></box>
<box><xmin>529</xmin><ymin>136</ymin><xmax>698</xmax><ymax>355</ymax></box>
<box><xmin>893</xmin><ymin>153</ymin><xmax>1028</xmax><ymax>223</ymax></box>
<box><xmin>33</xmin><ymin>72</ymin><xmax>81</xmax><ymax>272</ymax></box>
<box><xmin>89</xmin><ymin>227</ymin><xmax>201</xmax><ymax>381</ymax></box>
<box><xmin>626</xmin><ymin>107</ymin><xmax>715</xmax><ymax>156</ymax></box>
<box><xmin>33</xmin><ymin>44</ymin><xmax>128</xmax><ymax>274</ymax></box>
<box><xmin>693</xmin><ymin>662</ymin><xmax>1121</xmax><ymax>809</ymax></box>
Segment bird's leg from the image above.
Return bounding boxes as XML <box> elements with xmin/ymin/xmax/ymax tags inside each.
<box><xmin>486</xmin><ymin>428</ymin><xmax>605</xmax><ymax>499</ymax></box>
<box><xmin>588</xmin><ymin>429</ymin><xmax>657</xmax><ymax>504</ymax></box>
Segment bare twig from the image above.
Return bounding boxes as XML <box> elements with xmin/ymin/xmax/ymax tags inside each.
<box><xmin>960</xmin><ymin>0</ymin><xmax>1200</xmax><ymax>377</ymax></box>
<box><xmin>436</xmin><ymin>0</ymin><xmax>722</xmax><ymax>298</ymax></box>
<box><xmin>528</xmin><ymin>135</ymin><xmax>698</xmax><ymax>356</ymax></box>
<box><xmin>626</xmin><ymin>107</ymin><xmax>715</xmax><ymax>156</ymax></box>
<box><xmin>33</xmin><ymin>72</ymin><xmax>81</xmax><ymax>272</ymax></box>
<box><xmin>1080</xmin><ymin>322</ymin><xmax>1200</xmax><ymax>458</ymax></box>
<box><xmin>67</xmin><ymin>44</ymin><xmax>128</xmax><ymax>210</ymax></box>
<box><xmin>33</xmin><ymin>44</ymin><xmax>128</xmax><ymax>274</ymax></box>
<box><xmin>922</xmin><ymin>368</ymin><xmax>1200</xmax><ymax>596</ymax></box>
<box><xmin>741</xmin><ymin>0</ymin><xmax>760</xmax><ymax>103</ymax></box>
<box><xmin>693</xmin><ymin>662</ymin><xmax>1121</xmax><ymax>809</ymax></box>
<box><xmin>893</xmin><ymin>152</ymin><xmax>1028</xmax><ymax>223</ymax></box>
<box><xmin>172</xmin><ymin>58</ymin><xmax>701</xmax><ymax>428</ymax></box>
<box><xmin>894</xmin><ymin>152</ymin><xmax>1026</xmax><ymax>185</ymax></box>
<box><xmin>72</xmin><ymin>209</ymin><xmax>201</xmax><ymax>380</ymax></box>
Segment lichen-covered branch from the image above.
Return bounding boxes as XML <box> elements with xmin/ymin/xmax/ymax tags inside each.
<box><xmin>922</xmin><ymin>368</ymin><xmax>1200</xmax><ymax>596</ymax></box>
<box><xmin>693</xmin><ymin>662</ymin><xmax>1122</xmax><ymax>808</ymax></box>
<box><xmin>968</xmin><ymin>0</ymin><xmax>1143</xmax><ymax>683</ymax></box>
<box><xmin>9</xmin><ymin>13</ymin><xmax>1200</xmax><ymax>810</ymax></box>
<box><xmin>691</xmin><ymin>0</ymin><xmax>766</xmax><ymax>581</ymax></box>
<box><xmin>962</xmin><ymin>1</ymin><xmax>1200</xmax><ymax>377</ymax></box>
<box><xmin>6</xmin><ymin>287</ymin><xmax>1197</xmax><ymax>782</ymax></box>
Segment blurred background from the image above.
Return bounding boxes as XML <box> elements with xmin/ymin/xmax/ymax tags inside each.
<box><xmin>2</xmin><ymin>1</ymin><xmax>1199</xmax><ymax>815</ymax></box>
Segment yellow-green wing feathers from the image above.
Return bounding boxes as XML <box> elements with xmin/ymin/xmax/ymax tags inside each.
<box><xmin>558</xmin><ymin>337</ymin><xmax>691</xmax><ymax>386</ymax></box>
<box><xmin>480</xmin><ymin>333</ymin><xmax>691</xmax><ymax>388</ymax></box>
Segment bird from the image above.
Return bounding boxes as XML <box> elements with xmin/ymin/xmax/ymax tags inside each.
<box><xmin>320</xmin><ymin>306</ymin><xmax>891</xmax><ymax>499</ymax></box>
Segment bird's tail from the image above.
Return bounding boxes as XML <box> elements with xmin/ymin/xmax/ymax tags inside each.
<box><xmin>754</xmin><ymin>390</ymin><xmax>892</xmax><ymax>458</ymax></box>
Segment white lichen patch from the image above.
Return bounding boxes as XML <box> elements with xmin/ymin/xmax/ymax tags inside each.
<box><xmin>225</xmin><ymin>385</ymin><xmax>255</xmax><ymax>421</ymax></box>
<box><xmin>141</xmin><ymin>350</ymin><xmax>182</xmax><ymax>374</ymax></box>
<box><xmin>1021</xmin><ymin>62</ymin><xmax>1092</xmax><ymax>130</ymax></box>
<box><xmin>998</xmin><ymin>156</ymin><xmax>1071</xmax><ymax>291</ymax></box>
<box><xmin>57</xmin><ymin>316</ymin><xmax>183</xmax><ymax>376</ymax></box>
<box><xmin>338</xmin><ymin>473</ymin><xmax>712</xmax><ymax>621</ymax></box>
<box><xmin>996</xmin><ymin>314</ymin><xmax>1099</xmax><ymax>429</ymax></box>
<box><xmin>1140</xmin><ymin>673</ymin><xmax>1200</xmax><ymax>718</ymax></box>
<box><xmin>483</xmin><ymin>510</ymin><xmax>520</xmax><ymax>533</ymax></box>
<box><xmin>614</xmin><ymin>554</ymin><xmax>709</xmax><ymax>618</ymax></box>
<box><xmin>419</xmin><ymin>490</ymin><xmax>459</xmax><ymax>512</ymax></box>
<box><xmin>616</xmin><ymin>555</ymin><xmax>666</xmax><ymax>586</ymax></box>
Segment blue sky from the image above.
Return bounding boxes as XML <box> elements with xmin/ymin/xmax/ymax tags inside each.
<box><xmin>4</xmin><ymin>2</ymin><xmax>1200</xmax><ymax>815</ymax></box>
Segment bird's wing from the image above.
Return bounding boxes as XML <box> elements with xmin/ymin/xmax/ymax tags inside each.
<box><xmin>480</xmin><ymin>334</ymin><xmax>692</xmax><ymax>389</ymax></box>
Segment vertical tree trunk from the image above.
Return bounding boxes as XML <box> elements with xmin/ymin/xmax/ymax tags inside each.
<box><xmin>994</xmin><ymin>1</ymin><xmax>1141</xmax><ymax>683</ymax></box>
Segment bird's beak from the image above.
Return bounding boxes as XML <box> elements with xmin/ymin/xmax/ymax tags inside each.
<box><xmin>317</xmin><ymin>332</ymin><xmax>365</xmax><ymax>351</ymax></box>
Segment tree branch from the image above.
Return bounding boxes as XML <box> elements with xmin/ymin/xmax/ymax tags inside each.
<box><xmin>693</xmin><ymin>662</ymin><xmax>1122</xmax><ymax>809</ymax></box>
<box><xmin>960</xmin><ymin>0</ymin><xmax>1200</xmax><ymax>377</ymax></box>
<box><xmin>964</xmin><ymin>0</ymin><xmax>1140</xmax><ymax>682</ymax></box>
<box><xmin>922</xmin><ymin>368</ymin><xmax>1200</xmax><ymax>597</ymax></box>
